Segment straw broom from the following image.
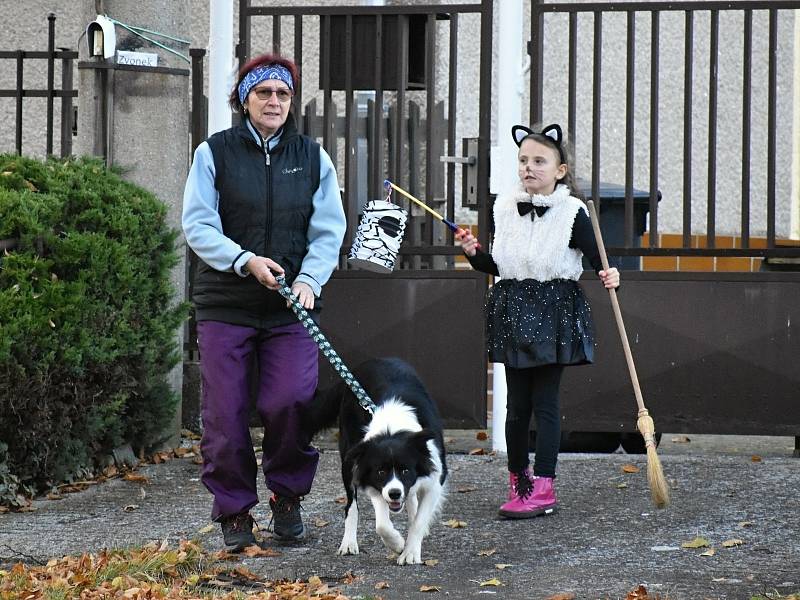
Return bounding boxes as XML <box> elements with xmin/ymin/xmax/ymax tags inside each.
<box><xmin>587</xmin><ymin>200</ymin><xmax>670</xmax><ymax>508</ymax></box>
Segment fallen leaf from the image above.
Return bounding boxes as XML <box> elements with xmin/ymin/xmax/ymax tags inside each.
<box><xmin>751</xmin><ymin>455</ymin><xmax>762</xmax><ymax>462</ymax></box>
<box><xmin>197</xmin><ymin>524</ymin><xmax>215</xmax><ymax>534</ymax></box>
<box><xmin>738</xmin><ymin>521</ymin><xmax>754</xmax><ymax>528</ymax></box>
<box><xmin>671</xmin><ymin>435</ymin><xmax>691</xmax><ymax>443</ymax></box>
<box><xmin>624</xmin><ymin>586</ymin><xmax>650</xmax><ymax>600</ymax></box>
<box><xmin>314</xmin><ymin>518</ymin><xmax>329</xmax><ymax>527</ymax></box>
<box><xmin>622</xmin><ymin>464</ymin><xmax>640</xmax><ymax>474</ymax></box>
<box><xmin>424</xmin><ymin>559</ymin><xmax>439</xmax><ymax>566</ymax></box>
<box><xmin>616</xmin><ymin>483</ymin><xmax>628</xmax><ymax>489</ymax></box>
<box><xmin>479</xmin><ymin>578</ymin><xmax>503</xmax><ymax>586</ymax></box>
<box><xmin>469</xmin><ymin>447</ymin><xmax>485</xmax><ymax>455</ymax></box>
<box><xmin>495</xmin><ymin>563</ymin><xmax>513</xmax><ymax>570</ymax></box>
<box><xmin>122</xmin><ymin>504</ymin><xmax>139</xmax><ymax>512</ymax></box>
<box><xmin>456</xmin><ymin>486</ymin><xmax>477</xmax><ymax>493</ymax></box>
<box><xmin>375</xmin><ymin>581</ymin><xmax>390</xmax><ymax>589</ymax></box>
<box><xmin>681</xmin><ymin>536</ymin><xmax>711</xmax><ymax>549</ymax></box>
<box><xmin>420</xmin><ymin>584</ymin><xmax>441</xmax><ymax>592</ymax></box>
<box><xmin>46</xmin><ymin>493</ymin><xmax>63</xmax><ymax>500</ymax></box>
<box><xmin>547</xmin><ymin>593</ymin><xmax>577</xmax><ymax>600</ymax></box>
<box><xmin>478</xmin><ymin>548</ymin><xmax>497</xmax><ymax>556</ymax></box>
<box><xmin>722</xmin><ymin>538</ymin><xmax>744</xmax><ymax>547</ymax></box>
<box><xmin>443</xmin><ymin>518</ymin><xmax>467</xmax><ymax>528</ymax></box>
<box><xmin>476</xmin><ymin>431</ymin><xmax>488</xmax><ymax>441</ymax></box>
<box><xmin>308</xmin><ymin>575</ymin><xmax>322</xmax><ymax>587</ymax></box>
<box><xmin>334</xmin><ymin>496</ymin><xmax>347</xmax><ymax>504</ymax></box>
<box><xmin>242</xmin><ymin>545</ymin><xmax>281</xmax><ymax>557</ymax></box>
<box><xmin>123</xmin><ymin>472</ymin><xmax>149</xmax><ymax>484</ymax></box>
<box><xmin>700</xmin><ymin>547</ymin><xmax>716</xmax><ymax>557</ymax></box>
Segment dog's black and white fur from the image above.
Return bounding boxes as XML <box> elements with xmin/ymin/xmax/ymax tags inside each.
<box><xmin>308</xmin><ymin>357</ymin><xmax>448</xmax><ymax>565</ymax></box>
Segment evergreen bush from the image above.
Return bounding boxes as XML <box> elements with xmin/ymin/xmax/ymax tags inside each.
<box><xmin>0</xmin><ymin>154</ymin><xmax>187</xmax><ymax>505</ymax></box>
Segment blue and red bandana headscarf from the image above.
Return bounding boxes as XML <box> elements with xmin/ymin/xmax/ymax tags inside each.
<box><xmin>238</xmin><ymin>64</ymin><xmax>294</xmax><ymax>105</ymax></box>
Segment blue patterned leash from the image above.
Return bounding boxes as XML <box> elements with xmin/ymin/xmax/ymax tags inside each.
<box><xmin>275</xmin><ymin>275</ymin><xmax>375</xmax><ymax>415</ymax></box>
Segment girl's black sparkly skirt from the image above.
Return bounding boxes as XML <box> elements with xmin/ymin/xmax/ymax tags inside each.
<box><xmin>485</xmin><ymin>278</ymin><xmax>595</xmax><ymax>369</ymax></box>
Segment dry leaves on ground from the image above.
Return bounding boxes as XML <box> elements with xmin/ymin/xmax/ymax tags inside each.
<box><xmin>0</xmin><ymin>539</ymin><xmax>352</xmax><ymax>599</ymax></box>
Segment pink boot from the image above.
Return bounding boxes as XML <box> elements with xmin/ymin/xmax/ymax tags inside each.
<box><xmin>499</xmin><ymin>473</ymin><xmax>558</xmax><ymax>519</ymax></box>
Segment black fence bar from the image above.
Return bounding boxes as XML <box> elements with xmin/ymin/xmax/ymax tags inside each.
<box><xmin>59</xmin><ymin>50</ymin><xmax>73</xmax><ymax>157</ymax></box>
<box><xmin>590</xmin><ymin>11</ymin><xmax>601</xmax><ymax>207</ymax></box>
<box><xmin>766</xmin><ymin>8</ymin><xmax>777</xmax><ymax>248</ymax></box>
<box><xmin>683</xmin><ymin>10</ymin><xmax>693</xmax><ymax>247</ymax></box>
<box><xmin>741</xmin><ymin>10</ymin><xmax>751</xmax><ymax>247</ymax></box>
<box><xmin>424</xmin><ymin>12</ymin><xmax>436</xmax><ymax>246</ymax></box>
<box><xmin>530</xmin><ymin>0</ymin><xmax>544</xmax><ymax>124</ymax></box>
<box><xmin>293</xmin><ymin>15</ymin><xmax>303</xmax><ymax>132</ymax></box>
<box><xmin>393</xmin><ymin>15</ymin><xmax>408</xmax><ymax>188</ymax></box>
<box><xmin>706</xmin><ymin>10</ymin><xmax>719</xmax><ymax>249</ymax></box>
<box><xmin>46</xmin><ymin>13</ymin><xmax>55</xmax><ymax>156</ymax></box>
<box><xmin>237</xmin><ymin>0</ymin><xmax>250</xmax><ymax>68</ymax></box>
<box><xmin>446</xmin><ymin>13</ymin><xmax>458</xmax><ymax>232</ymax></box>
<box><xmin>321</xmin><ymin>15</ymin><xmax>332</xmax><ymax>163</ymax></box>
<box><xmin>272</xmin><ymin>15</ymin><xmax>281</xmax><ymax>56</ymax></box>
<box><xmin>568</xmin><ymin>12</ymin><xmax>577</xmax><ymax>140</ymax></box>
<box><xmin>477</xmin><ymin>0</ymin><xmax>492</xmax><ymax>251</ymax></box>
<box><xmin>343</xmin><ymin>15</ymin><xmax>356</xmax><ymax>246</ymax></box>
<box><xmin>624</xmin><ymin>11</ymin><xmax>635</xmax><ymax>247</ymax></box>
<box><xmin>189</xmin><ymin>48</ymin><xmax>206</xmax><ymax>155</ymax></box>
<box><xmin>648</xmin><ymin>11</ymin><xmax>660</xmax><ymax>245</ymax></box>
<box><xmin>370</xmin><ymin>14</ymin><xmax>384</xmax><ymax>201</ymax></box>
<box><xmin>15</xmin><ymin>51</ymin><xmax>23</xmax><ymax>155</ymax></box>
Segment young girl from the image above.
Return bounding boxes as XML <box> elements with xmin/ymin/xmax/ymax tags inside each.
<box><xmin>456</xmin><ymin>124</ymin><xmax>619</xmax><ymax>518</ymax></box>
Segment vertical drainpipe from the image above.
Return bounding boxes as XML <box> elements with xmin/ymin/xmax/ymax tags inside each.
<box><xmin>490</xmin><ymin>0</ymin><xmax>524</xmax><ymax>454</ymax></box>
<box><xmin>208</xmin><ymin>0</ymin><xmax>234</xmax><ymax>136</ymax></box>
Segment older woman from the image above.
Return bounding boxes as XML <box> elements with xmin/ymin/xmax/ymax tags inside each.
<box><xmin>182</xmin><ymin>54</ymin><xmax>346</xmax><ymax>551</ymax></box>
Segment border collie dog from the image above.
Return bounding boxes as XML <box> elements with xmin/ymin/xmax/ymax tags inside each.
<box><xmin>309</xmin><ymin>357</ymin><xmax>448</xmax><ymax>565</ymax></box>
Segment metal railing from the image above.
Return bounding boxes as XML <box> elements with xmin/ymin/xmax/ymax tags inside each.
<box><xmin>0</xmin><ymin>13</ymin><xmax>77</xmax><ymax>158</ymax></box>
<box><xmin>530</xmin><ymin>0</ymin><xmax>800</xmax><ymax>258</ymax></box>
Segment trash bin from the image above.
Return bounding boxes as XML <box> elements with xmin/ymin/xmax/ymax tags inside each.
<box><xmin>577</xmin><ymin>179</ymin><xmax>661</xmax><ymax>271</ymax></box>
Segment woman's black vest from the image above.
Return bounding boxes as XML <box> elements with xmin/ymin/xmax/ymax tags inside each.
<box><xmin>192</xmin><ymin>113</ymin><xmax>321</xmax><ymax>328</ymax></box>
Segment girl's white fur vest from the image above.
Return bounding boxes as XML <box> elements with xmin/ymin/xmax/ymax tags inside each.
<box><xmin>491</xmin><ymin>183</ymin><xmax>588</xmax><ymax>282</ymax></box>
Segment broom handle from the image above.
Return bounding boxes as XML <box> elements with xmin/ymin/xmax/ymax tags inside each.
<box><xmin>586</xmin><ymin>201</ymin><xmax>646</xmax><ymax>413</ymax></box>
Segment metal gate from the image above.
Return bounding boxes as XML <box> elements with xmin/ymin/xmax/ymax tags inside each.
<box><xmin>193</xmin><ymin>2</ymin><xmax>495</xmax><ymax>427</ymax></box>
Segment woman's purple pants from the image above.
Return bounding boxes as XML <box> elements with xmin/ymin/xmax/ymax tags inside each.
<box><xmin>197</xmin><ymin>320</ymin><xmax>319</xmax><ymax>521</ymax></box>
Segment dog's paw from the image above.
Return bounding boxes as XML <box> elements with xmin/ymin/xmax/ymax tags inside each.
<box><xmin>396</xmin><ymin>544</ymin><xmax>423</xmax><ymax>565</ymax></box>
<box><xmin>377</xmin><ymin>527</ymin><xmax>404</xmax><ymax>554</ymax></box>
<box><xmin>337</xmin><ymin>536</ymin><xmax>359</xmax><ymax>556</ymax></box>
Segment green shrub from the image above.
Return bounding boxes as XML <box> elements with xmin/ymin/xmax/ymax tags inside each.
<box><xmin>0</xmin><ymin>154</ymin><xmax>188</xmax><ymax>504</ymax></box>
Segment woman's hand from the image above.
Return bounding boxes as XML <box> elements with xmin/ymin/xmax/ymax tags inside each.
<box><xmin>599</xmin><ymin>267</ymin><xmax>620</xmax><ymax>289</ymax></box>
<box><xmin>290</xmin><ymin>281</ymin><xmax>315</xmax><ymax>310</ymax></box>
<box><xmin>246</xmin><ymin>256</ymin><xmax>284</xmax><ymax>290</ymax></box>
<box><xmin>455</xmin><ymin>229</ymin><xmax>479</xmax><ymax>257</ymax></box>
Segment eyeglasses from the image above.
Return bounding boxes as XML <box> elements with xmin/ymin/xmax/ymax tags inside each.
<box><xmin>252</xmin><ymin>87</ymin><xmax>292</xmax><ymax>102</ymax></box>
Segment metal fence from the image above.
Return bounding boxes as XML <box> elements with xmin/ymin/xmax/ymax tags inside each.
<box><xmin>0</xmin><ymin>13</ymin><xmax>77</xmax><ymax>158</ymax></box>
<box><xmin>529</xmin><ymin>0</ymin><xmax>800</xmax><ymax>259</ymax></box>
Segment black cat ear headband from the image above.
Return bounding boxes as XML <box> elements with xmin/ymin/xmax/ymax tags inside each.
<box><xmin>511</xmin><ymin>124</ymin><xmax>565</xmax><ymax>163</ymax></box>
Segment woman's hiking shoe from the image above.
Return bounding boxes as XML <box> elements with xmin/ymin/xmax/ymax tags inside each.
<box><xmin>499</xmin><ymin>473</ymin><xmax>558</xmax><ymax>519</ymax></box>
<box><xmin>269</xmin><ymin>494</ymin><xmax>306</xmax><ymax>541</ymax></box>
<box><xmin>220</xmin><ymin>512</ymin><xmax>256</xmax><ymax>552</ymax></box>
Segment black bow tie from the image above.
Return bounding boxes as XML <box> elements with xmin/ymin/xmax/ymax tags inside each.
<box><xmin>517</xmin><ymin>203</ymin><xmax>549</xmax><ymax>219</ymax></box>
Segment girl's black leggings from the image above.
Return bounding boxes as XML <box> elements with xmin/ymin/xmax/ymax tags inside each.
<box><xmin>504</xmin><ymin>363</ymin><xmax>564</xmax><ymax>478</ymax></box>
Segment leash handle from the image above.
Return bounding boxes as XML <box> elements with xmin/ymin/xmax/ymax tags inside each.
<box><xmin>275</xmin><ymin>275</ymin><xmax>375</xmax><ymax>414</ymax></box>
